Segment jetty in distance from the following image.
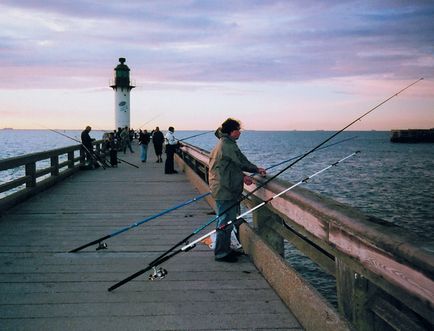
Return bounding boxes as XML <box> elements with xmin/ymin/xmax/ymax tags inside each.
<box><xmin>0</xmin><ymin>140</ymin><xmax>433</xmax><ymax>330</ymax></box>
<box><xmin>390</xmin><ymin>128</ymin><xmax>434</xmax><ymax>143</ymax></box>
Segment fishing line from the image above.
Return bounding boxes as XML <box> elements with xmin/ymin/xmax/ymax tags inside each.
<box><xmin>108</xmin><ymin>151</ymin><xmax>359</xmax><ymax>291</ymax></box>
<box><xmin>137</xmin><ymin>113</ymin><xmax>163</xmax><ymax>129</ymax></box>
<box><xmin>177</xmin><ymin>130</ymin><xmax>214</xmax><ymax>142</ymax></box>
<box><xmin>107</xmin><ymin>78</ymin><xmax>423</xmax><ymax>290</ymax></box>
<box><xmin>69</xmin><ymin>136</ymin><xmax>355</xmax><ymax>252</ymax></box>
<box><xmin>41</xmin><ymin>126</ymin><xmax>110</xmax><ymax>169</ymax></box>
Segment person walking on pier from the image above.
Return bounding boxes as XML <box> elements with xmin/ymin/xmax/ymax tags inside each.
<box><xmin>164</xmin><ymin>126</ymin><xmax>181</xmax><ymax>174</ymax></box>
<box><xmin>208</xmin><ymin>118</ymin><xmax>266</xmax><ymax>263</ymax></box>
<box><xmin>152</xmin><ymin>126</ymin><xmax>164</xmax><ymax>163</ymax></box>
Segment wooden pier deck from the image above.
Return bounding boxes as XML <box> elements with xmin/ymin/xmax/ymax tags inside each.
<box><xmin>0</xmin><ymin>146</ymin><xmax>303</xmax><ymax>330</ymax></box>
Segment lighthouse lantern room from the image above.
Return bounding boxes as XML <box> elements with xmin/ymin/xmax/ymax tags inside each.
<box><xmin>110</xmin><ymin>58</ymin><xmax>135</xmax><ymax>129</ymax></box>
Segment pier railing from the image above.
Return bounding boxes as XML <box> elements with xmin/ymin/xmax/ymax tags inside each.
<box><xmin>176</xmin><ymin>142</ymin><xmax>434</xmax><ymax>331</ymax></box>
<box><xmin>0</xmin><ymin>141</ymin><xmax>105</xmax><ymax>213</ymax></box>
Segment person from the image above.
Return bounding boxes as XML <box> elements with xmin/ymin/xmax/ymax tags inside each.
<box><xmin>104</xmin><ymin>132</ymin><xmax>118</xmax><ymax>167</ymax></box>
<box><xmin>138</xmin><ymin>129</ymin><xmax>151</xmax><ymax>162</ymax></box>
<box><xmin>208</xmin><ymin>118</ymin><xmax>266</xmax><ymax>262</ymax></box>
<box><xmin>152</xmin><ymin>126</ymin><xmax>164</xmax><ymax>163</ymax></box>
<box><xmin>80</xmin><ymin>125</ymin><xmax>97</xmax><ymax>168</ymax></box>
<box><xmin>164</xmin><ymin>126</ymin><xmax>181</xmax><ymax>174</ymax></box>
<box><xmin>120</xmin><ymin>126</ymin><xmax>134</xmax><ymax>154</ymax></box>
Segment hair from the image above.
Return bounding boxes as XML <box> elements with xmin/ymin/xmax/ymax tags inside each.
<box><xmin>220</xmin><ymin>118</ymin><xmax>241</xmax><ymax>134</ymax></box>
<box><xmin>168</xmin><ymin>126</ymin><xmax>174</xmax><ymax>132</ymax></box>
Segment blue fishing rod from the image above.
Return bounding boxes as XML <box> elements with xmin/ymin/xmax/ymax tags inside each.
<box><xmin>108</xmin><ymin>151</ymin><xmax>360</xmax><ymax>289</ymax></box>
<box><xmin>69</xmin><ymin>136</ymin><xmax>356</xmax><ymax>253</ymax></box>
<box><xmin>107</xmin><ymin>78</ymin><xmax>423</xmax><ymax>291</ymax></box>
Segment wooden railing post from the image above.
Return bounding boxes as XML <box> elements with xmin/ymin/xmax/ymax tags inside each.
<box><xmin>252</xmin><ymin>205</ymin><xmax>284</xmax><ymax>256</ymax></box>
<box><xmin>336</xmin><ymin>258</ymin><xmax>375</xmax><ymax>331</ymax></box>
<box><xmin>25</xmin><ymin>162</ymin><xmax>36</xmax><ymax>188</ymax></box>
<box><xmin>79</xmin><ymin>148</ymin><xmax>85</xmax><ymax>165</ymax></box>
<box><xmin>50</xmin><ymin>155</ymin><xmax>59</xmax><ymax>176</ymax></box>
<box><xmin>68</xmin><ymin>151</ymin><xmax>75</xmax><ymax>169</ymax></box>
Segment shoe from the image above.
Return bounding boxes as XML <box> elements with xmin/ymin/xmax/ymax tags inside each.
<box><xmin>229</xmin><ymin>249</ymin><xmax>244</xmax><ymax>257</ymax></box>
<box><xmin>215</xmin><ymin>254</ymin><xmax>238</xmax><ymax>263</ymax></box>
<box><xmin>172</xmin><ymin>170</ymin><xmax>178</xmax><ymax>173</ymax></box>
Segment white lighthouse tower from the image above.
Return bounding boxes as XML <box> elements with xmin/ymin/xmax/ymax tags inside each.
<box><xmin>110</xmin><ymin>58</ymin><xmax>135</xmax><ymax>129</ymax></box>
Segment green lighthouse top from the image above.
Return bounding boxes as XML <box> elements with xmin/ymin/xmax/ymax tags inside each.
<box><xmin>111</xmin><ymin>58</ymin><xmax>134</xmax><ymax>89</ymax></box>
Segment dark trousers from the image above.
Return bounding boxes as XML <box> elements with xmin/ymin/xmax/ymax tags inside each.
<box><xmin>109</xmin><ymin>150</ymin><xmax>118</xmax><ymax>166</ymax></box>
<box><xmin>164</xmin><ymin>144</ymin><xmax>176</xmax><ymax>174</ymax></box>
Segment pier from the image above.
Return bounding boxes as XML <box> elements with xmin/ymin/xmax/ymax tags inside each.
<box><xmin>1</xmin><ymin>141</ymin><xmax>433</xmax><ymax>330</ymax></box>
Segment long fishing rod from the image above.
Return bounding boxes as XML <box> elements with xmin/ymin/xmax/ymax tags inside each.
<box><xmin>138</xmin><ymin>113</ymin><xmax>162</xmax><ymax>129</ymax></box>
<box><xmin>82</xmin><ymin>125</ymin><xmax>140</xmax><ymax>169</ymax></box>
<box><xmin>44</xmin><ymin>127</ymin><xmax>109</xmax><ymax>169</ymax></box>
<box><xmin>107</xmin><ymin>78</ymin><xmax>422</xmax><ymax>290</ymax></box>
<box><xmin>69</xmin><ymin>136</ymin><xmax>356</xmax><ymax>253</ymax></box>
<box><xmin>108</xmin><ymin>151</ymin><xmax>359</xmax><ymax>291</ymax></box>
<box><xmin>69</xmin><ymin>192</ymin><xmax>210</xmax><ymax>252</ymax></box>
<box><xmin>178</xmin><ymin>130</ymin><xmax>214</xmax><ymax>142</ymax></box>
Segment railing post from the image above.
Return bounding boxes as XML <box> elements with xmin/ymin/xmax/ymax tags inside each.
<box><xmin>79</xmin><ymin>148</ymin><xmax>86</xmax><ymax>165</ymax></box>
<box><xmin>336</xmin><ymin>258</ymin><xmax>376</xmax><ymax>331</ymax></box>
<box><xmin>68</xmin><ymin>151</ymin><xmax>75</xmax><ymax>168</ymax></box>
<box><xmin>25</xmin><ymin>162</ymin><xmax>36</xmax><ymax>188</ymax></box>
<box><xmin>252</xmin><ymin>205</ymin><xmax>284</xmax><ymax>256</ymax></box>
<box><xmin>51</xmin><ymin>155</ymin><xmax>59</xmax><ymax>176</ymax></box>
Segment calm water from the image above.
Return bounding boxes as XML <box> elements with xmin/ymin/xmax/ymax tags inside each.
<box><xmin>1</xmin><ymin>129</ymin><xmax>433</xmax><ymax>305</ymax></box>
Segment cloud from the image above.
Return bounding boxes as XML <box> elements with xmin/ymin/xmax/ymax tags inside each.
<box><xmin>0</xmin><ymin>1</ymin><xmax>433</xmax><ymax>89</ymax></box>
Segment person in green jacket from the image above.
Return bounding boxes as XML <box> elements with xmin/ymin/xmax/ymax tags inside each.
<box><xmin>209</xmin><ymin>118</ymin><xmax>266</xmax><ymax>262</ymax></box>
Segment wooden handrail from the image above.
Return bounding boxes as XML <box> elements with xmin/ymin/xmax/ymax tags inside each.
<box><xmin>176</xmin><ymin>141</ymin><xmax>434</xmax><ymax>331</ymax></box>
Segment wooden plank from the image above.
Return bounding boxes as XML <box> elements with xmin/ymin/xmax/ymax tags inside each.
<box><xmin>0</xmin><ymin>143</ymin><xmax>302</xmax><ymax>330</ymax></box>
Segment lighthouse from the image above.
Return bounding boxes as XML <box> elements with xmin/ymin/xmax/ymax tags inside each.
<box><xmin>110</xmin><ymin>58</ymin><xmax>135</xmax><ymax>129</ymax></box>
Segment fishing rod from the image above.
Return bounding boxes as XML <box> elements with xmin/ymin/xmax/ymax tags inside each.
<box><xmin>69</xmin><ymin>136</ymin><xmax>356</xmax><ymax>253</ymax></box>
<box><xmin>44</xmin><ymin>127</ymin><xmax>110</xmax><ymax>169</ymax></box>
<box><xmin>69</xmin><ymin>192</ymin><xmax>210</xmax><ymax>252</ymax></box>
<box><xmin>88</xmin><ymin>126</ymin><xmax>140</xmax><ymax>169</ymax></box>
<box><xmin>178</xmin><ymin>130</ymin><xmax>214</xmax><ymax>142</ymax></box>
<box><xmin>138</xmin><ymin>113</ymin><xmax>162</xmax><ymax>130</ymax></box>
<box><xmin>108</xmin><ymin>151</ymin><xmax>359</xmax><ymax>290</ymax></box>
<box><xmin>107</xmin><ymin>78</ymin><xmax>422</xmax><ymax>290</ymax></box>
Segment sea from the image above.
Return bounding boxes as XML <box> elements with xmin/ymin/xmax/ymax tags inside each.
<box><xmin>1</xmin><ymin>129</ymin><xmax>433</xmax><ymax>306</ymax></box>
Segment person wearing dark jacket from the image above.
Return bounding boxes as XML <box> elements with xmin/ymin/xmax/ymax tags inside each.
<box><xmin>152</xmin><ymin>126</ymin><xmax>165</xmax><ymax>163</ymax></box>
<box><xmin>139</xmin><ymin>129</ymin><xmax>151</xmax><ymax>162</ymax></box>
<box><xmin>81</xmin><ymin>126</ymin><xmax>97</xmax><ymax>168</ymax></box>
<box><xmin>208</xmin><ymin>118</ymin><xmax>266</xmax><ymax>262</ymax></box>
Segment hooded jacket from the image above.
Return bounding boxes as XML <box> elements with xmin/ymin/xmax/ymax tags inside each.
<box><xmin>208</xmin><ymin>131</ymin><xmax>258</xmax><ymax>200</ymax></box>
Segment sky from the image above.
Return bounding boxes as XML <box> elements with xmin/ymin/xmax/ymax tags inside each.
<box><xmin>0</xmin><ymin>0</ymin><xmax>433</xmax><ymax>131</ymax></box>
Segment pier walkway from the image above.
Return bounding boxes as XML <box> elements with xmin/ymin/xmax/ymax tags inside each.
<box><xmin>0</xmin><ymin>146</ymin><xmax>303</xmax><ymax>330</ymax></box>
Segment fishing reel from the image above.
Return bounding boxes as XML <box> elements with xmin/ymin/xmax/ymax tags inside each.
<box><xmin>96</xmin><ymin>242</ymin><xmax>108</xmax><ymax>251</ymax></box>
<box><xmin>148</xmin><ymin>266</ymin><xmax>168</xmax><ymax>280</ymax></box>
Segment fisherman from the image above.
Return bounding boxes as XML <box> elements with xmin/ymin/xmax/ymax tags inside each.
<box><xmin>80</xmin><ymin>125</ymin><xmax>98</xmax><ymax>168</ymax></box>
<box><xmin>152</xmin><ymin>126</ymin><xmax>164</xmax><ymax>163</ymax></box>
<box><xmin>208</xmin><ymin>118</ymin><xmax>266</xmax><ymax>262</ymax></box>
<box><xmin>164</xmin><ymin>126</ymin><xmax>181</xmax><ymax>174</ymax></box>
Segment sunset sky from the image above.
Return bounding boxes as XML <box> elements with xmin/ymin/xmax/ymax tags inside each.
<box><xmin>1</xmin><ymin>1</ymin><xmax>433</xmax><ymax>131</ymax></box>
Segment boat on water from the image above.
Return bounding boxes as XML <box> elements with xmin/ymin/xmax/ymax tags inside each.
<box><xmin>2</xmin><ymin>128</ymin><xmax>13</xmax><ymax>130</ymax></box>
<box><xmin>390</xmin><ymin>128</ymin><xmax>434</xmax><ymax>143</ymax></box>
